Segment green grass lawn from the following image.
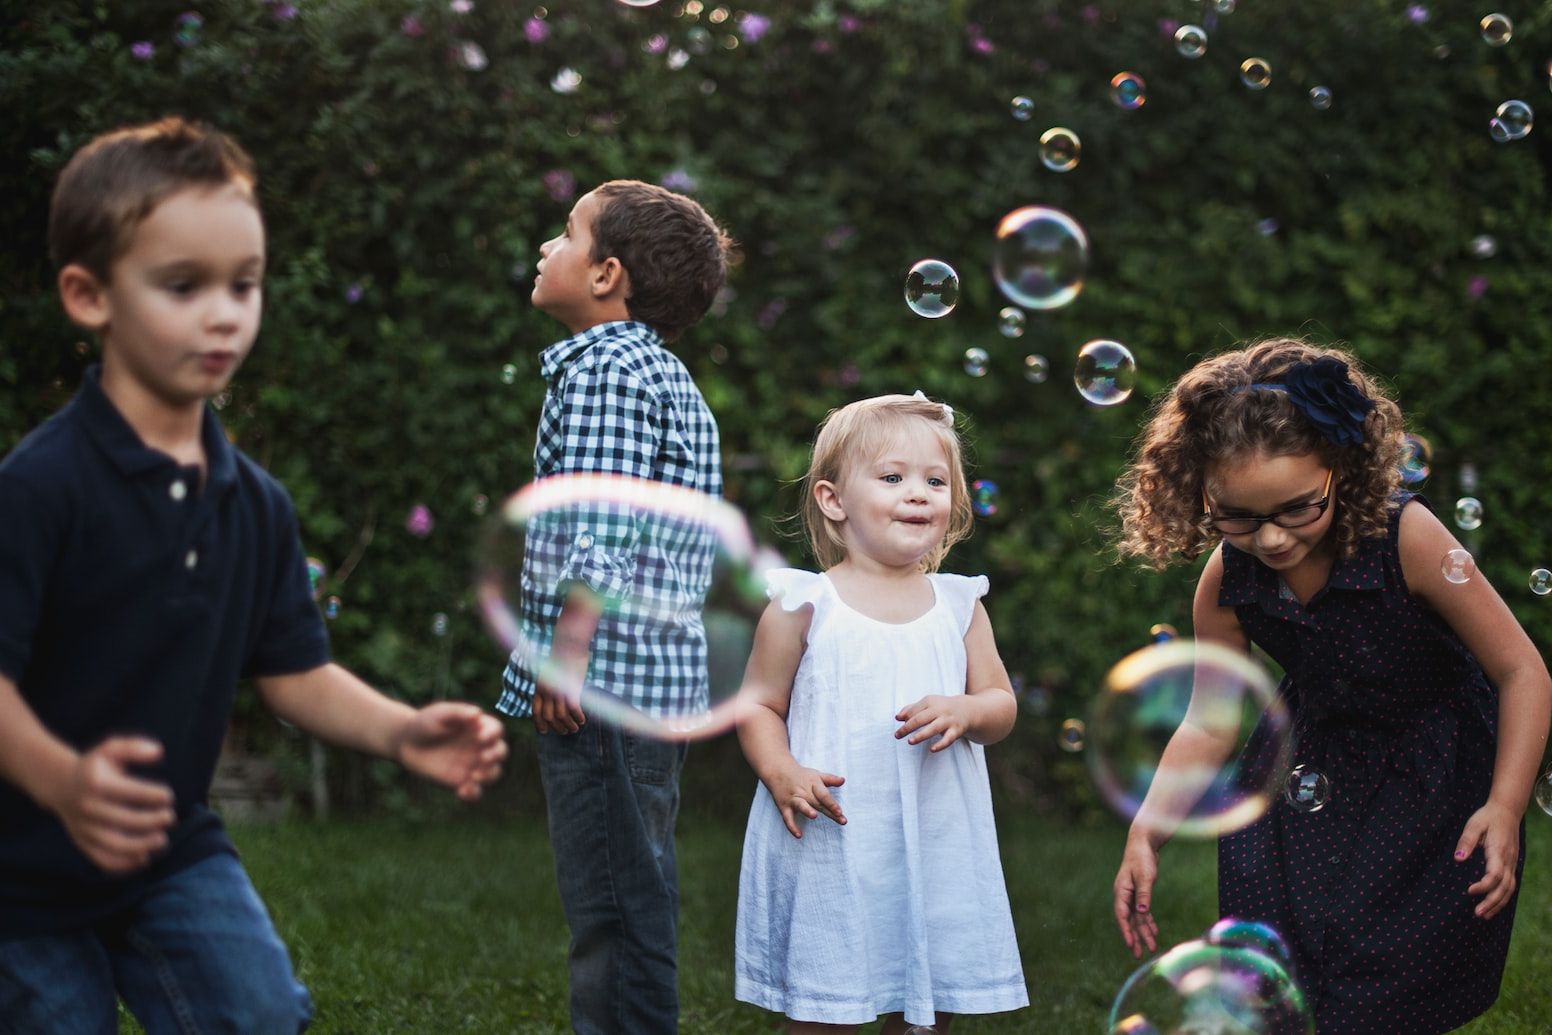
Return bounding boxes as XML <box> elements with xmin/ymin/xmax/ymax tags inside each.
<box><xmin>115</xmin><ymin>809</ymin><xmax>1551</xmax><ymax>1033</ymax></box>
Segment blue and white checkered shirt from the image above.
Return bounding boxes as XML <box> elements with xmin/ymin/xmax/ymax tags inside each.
<box><xmin>497</xmin><ymin>321</ymin><xmax>723</xmax><ymax>719</ymax></box>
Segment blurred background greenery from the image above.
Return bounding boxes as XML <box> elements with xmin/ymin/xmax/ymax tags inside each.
<box><xmin>2</xmin><ymin>0</ymin><xmax>1549</xmax><ymax>824</ymax></box>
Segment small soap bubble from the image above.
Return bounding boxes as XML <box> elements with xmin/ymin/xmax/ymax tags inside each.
<box><xmin>1111</xmin><ymin>72</ymin><xmax>1147</xmax><ymax>110</ymax></box>
<box><xmin>1039</xmin><ymin>127</ymin><xmax>1081</xmax><ymax>172</ymax></box>
<box><xmin>1213</xmin><ymin>0</ymin><xmax>1236</xmax><ymax>11</ymax></box>
<box><xmin>1470</xmin><ymin>234</ymin><xmax>1498</xmax><ymax>258</ymax></box>
<box><xmin>1284</xmin><ymin>764</ymin><xmax>1331</xmax><ymax>812</ymax></box>
<box><xmin>1441</xmin><ymin>548</ymin><xmax>1476</xmax><ymax>584</ymax></box>
<box><xmin>963</xmin><ymin>347</ymin><xmax>991</xmax><ymax>377</ymax></box>
<box><xmin>431</xmin><ymin>612</ymin><xmax>450</xmax><ymax>637</ymax></box>
<box><xmin>1480</xmin><ymin>13</ymin><xmax>1512</xmax><ymax>47</ymax></box>
<box><xmin>1175</xmin><ymin>24</ymin><xmax>1208</xmax><ymax>59</ymax></box>
<box><xmin>1256</xmin><ymin>217</ymin><xmax>1279</xmax><ymax>236</ymax></box>
<box><xmin>1010</xmin><ymin>95</ymin><xmax>1035</xmax><ymax>121</ymax></box>
<box><xmin>1019</xmin><ymin>683</ymin><xmax>1052</xmax><ymax>716</ymax></box>
<box><xmin>1454</xmin><ymin>497</ymin><xmax>1483</xmax><ymax>531</ymax></box>
<box><xmin>1075</xmin><ymin>340</ymin><xmax>1137</xmax><ymax>406</ymax></box>
<box><xmin>473</xmin><ymin>493</ymin><xmax>490</xmax><ymax>516</ymax></box>
<box><xmin>305</xmin><ymin>557</ymin><xmax>328</xmax><ymax>600</ymax></box>
<box><xmin>1399</xmin><ymin>433</ymin><xmax>1432</xmax><ymax>485</ymax></box>
<box><xmin>1535</xmin><ymin>767</ymin><xmax>1552</xmax><ymax>815</ymax></box>
<box><xmin>174</xmin><ymin>11</ymin><xmax>204</xmax><ymax>46</ymax></box>
<box><xmin>971</xmin><ymin>479</ymin><xmax>1000</xmax><ymax>517</ymax></box>
<box><xmin>1239</xmin><ymin>57</ymin><xmax>1272</xmax><ymax>90</ymax></box>
<box><xmin>501</xmin><ymin>364</ymin><xmax>519</xmax><ymax>385</ymax></box>
<box><xmin>994</xmin><ymin>206</ymin><xmax>1089</xmax><ymax>310</ymax></box>
<box><xmin>323</xmin><ymin>595</ymin><xmax>342</xmax><ymax>620</ymax></box>
<box><xmin>904</xmin><ymin>259</ymin><xmax>960</xmax><ymax>318</ymax></box>
<box><xmin>1309</xmin><ymin>85</ymin><xmax>1333</xmax><ymax>110</ymax></box>
<box><xmin>1023</xmin><ymin>354</ymin><xmax>1050</xmax><ymax>383</ymax></box>
<box><xmin>1529</xmin><ymin>568</ymin><xmax>1551</xmax><ymax>596</ymax></box>
<box><xmin>1060</xmin><ymin>718</ymin><xmax>1087</xmax><ymax>752</ymax></box>
<box><xmin>1491</xmin><ymin>99</ymin><xmax>1532</xmax><ymax>141</ymax></box>
<box><xmin>1459</xmin><ymin>461</ymin><xmax>1480</xmax><ymax>493</ymax></box>
<box><xmin>1150</xmin><ymin>622</ymin><xmax>1177</xmax><ymax>643</ymax></box>
<box><xmin>551</xmin><ymin>67</ymin><xmax>583</xmax><ymax>93</ymax></box>
<box><xmin>998</xmin><ymin>306</ymin><xmax>1027</xmax><ymax>338</ymax></box>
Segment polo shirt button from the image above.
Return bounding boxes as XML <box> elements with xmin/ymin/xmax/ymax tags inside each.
<box><xmin>185</xmin><ymin>549</ymin><xmax>198</xmax><ymax>570</ymax></box>
<box><xmin>169</xmin><ymin>479</ymin><xmax>187</xmax><ymax>501</ymax></box>
<box><xmin>576</xmin><ymin>532</ymin><xmax>595</xmax><ymax>549</ymax></box>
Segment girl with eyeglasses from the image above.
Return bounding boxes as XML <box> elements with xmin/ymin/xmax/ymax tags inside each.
<box><xmin>1107</xmin><ymin>337</ymin><xmax>1550</xmax><ymax>1033</ymax></box>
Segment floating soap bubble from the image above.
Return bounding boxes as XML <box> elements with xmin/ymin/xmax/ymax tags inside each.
<box><xmin>1108</xmin><ymin>937</ymin><xmax>1313</xmax><ymax>1035</ymax></box>
<box><xmin>1111</xmin><ymin>72</ymin><xmax>1147</xmax><ymax>110</ymax></box>
<box><xmin>1480</xmin><ymin>13</ymin><xmax>1513</xmax><ymax>46</ymax></box>
<box><xmin>1023</xmin><ymin>354</ymin><xmax>1050</xmax><ymax>383</ymax></box>
<box><xmin>1256</xmin><ymin>217</ymin><xmax>1279</xmax><ymax>236</ymax></box>
<box><xmin>1019</xmin><ymin>683</ymin><xmax>1052</xmax><ymax>716</ymax></box>
<box><xmin>551</xmin><ymin>67</ymin><xmax>583</xmax><ymax>93</ymax></box>
<box><xmin>324</xmin><ymin>595</ymin><xmax>342</xmax><ymax>620</ymax></box>
<box><xmin>998</xmin><ymin>306</ymin><xmax>1027</xmax><ymax>338</ymax></box>
<box><xmin>1039</xmin><ymin>127</ymin><xmax>1081</xmax><ymax>172</ymax></box>
<box><xmin>1284</xmin><ymin>765</ymin><xmax>1331</xmax><ymax>813</ymax></box>
<box><xmin>963</xmin><ymin>347</ymin><xmax>990</xmax><ymax>377</ymax></box>
<box><xmin>1454</xmin><ymin>497</ymin><xmax>1483</xmax><ymax>531</ymax></box>
<box><xmin>1470</xmin><ymin>234</ymin><xmax>1498</xmax><ymax>258</ymax></box>
<box><xmin>431</xmin><ymin>612</ymin><xmax>450</xmax><ymax>637</ymax></box>
<box><xmin>1441</xmin><ymin>548</ymin><xmax>1476</xmax><ymax>584</ymax></box>
<box><xmin>1535</xmin><ymin>767</ymin><xmax>1552</xmax><ymax>816</ymax></box>
<box><xmin>1399</xmin><ymin>433</ymin><xmax>1432</xmax><ymax>485</ymax></box>
<box><xmin>904</xmin><ymin>258</ymin><xmax>960</xmax><ymax>318</ymax></box>
<box><xmin>617</xmin><ymin>0</ymin><xmax>662</xmax><ymax>7</ymax></box>
<box><xmin>1150</xmin><ymin>623</ymin><xmax>1178</xmax><ymax>643</ymax></box>
<box><xmin>1206</xmin><ymin>918</ymin><xmax>1296</xmax><ymax>976</ymax></box>
<box><xmin>1309</xmin><ymin>85</ymin><xmax>1332</xmax><ymax>110</ymax></box>
<box><xmin>472</xmin><ymin>493</ymin><xmax>491</xmax><ymax>516</ymax></box>
<box><xmin>477</xmin><ymin>474</ymin><xmax>778</xmax><ymax>741</ymax></box>
<box><xmin>1529</xmin><ymin>568</ymin><xmax>1551</xmax><ymax>596</ymax></box>
<box><xmin>993</xmin><ymin>206</ymin><xmax>1089</xmax><ymax>310</ymax></box>
<box><xmin>305</xmin><ymin>557</ymin><xmax>328</xmax><ymax>601</ymax></box>
<box><xmin>174</xmin><ymin>11</ymin><xmax>204</xmax><ymax>46</ymax></box>
<box><xmin>1240</xmin><ymin>57</ymin><xmax>1272</xmax><ymax>90</ymax></box>
<box><xmin>1490</xmin><ymin>99</ymin><xmax>1532</xmax><ymax>141</ymax></box>
<box><xmin>1214</xmin><ymin>0</ymin><xmax>1236</xmax><ymax>11</ymax></box>
<box><xmin>971</xmin><ymin>479</ymin><xmax>1000</xmax><ymax>517</ymax></box>
<box><xmin>1088</xmin><ymin>639</ymin><xmax>1291</xmax><ymax>839</ymax></box>
<box><xmin>1175</xmin><ymin>24</ymin><xmax>1208</xmax><ymax>59</ymax></box>
<box><xmin>501</xmin><ymin>364</ymin><xmax>519</xmax><ymax>385</ymax></box>
<box><xmin>1011</xmin><ymin>95</ymin><xmax>1035</xmax><ymax>121</ymax></box>
<box><xmin>1075</xmin><ymin>340</ymin><xmax>1137</xmax><ymax>406</ymax></box>
<box><xmin>1060</xmin><ymin>718</ymin><xmax>1087</xmax><ymax>752</ymax></box>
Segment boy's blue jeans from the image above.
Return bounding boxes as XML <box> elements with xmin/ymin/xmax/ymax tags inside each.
<box><xmin>0</xmin><ymin>852</ymin><xmax>311</xmax><ymax>1035</ymax></box>
<box><xmin>537</xmin><ymin>720</ymin><xmax>686</xmax><ymax>1035</ymax></box>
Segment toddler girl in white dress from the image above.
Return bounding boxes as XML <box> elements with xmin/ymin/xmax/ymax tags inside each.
<box><xmin>735</xmin><ymin>393</ymin><xmax>1028</xmax><ymax>1034</ymax></box>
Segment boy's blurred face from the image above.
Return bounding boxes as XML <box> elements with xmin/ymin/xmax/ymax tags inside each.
<box><xmin>532</xmin><ymin>190</ymin><xmax>606</xmax><ymax>326</ymax></box>
<box><xmin>94</xmin><ymin>182</ymin><xmax>265</xmax><ymax>409</ymax></box>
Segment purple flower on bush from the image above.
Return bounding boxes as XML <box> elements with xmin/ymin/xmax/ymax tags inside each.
<box><xmin>755</xmin><ymin>298</ymin><xmax>788</xmax><ymax>330</ymax></box>
<box><xmin>543</xmin><ymin>169</ymin><xmax>576</xmax><ymax>202</ymax></box>
<box><xmin>970</xmin><ymin>34</ymin><xmax>995</xmax><ymax>55</ymax></box>
<box><xmin>1466</xmin><ymin>275</ymin><xmax>1488</xmax><ymax>300</ymax></box>
<box><xmin>1157</xmin><ymin>18</ymin><xmax>1179</xmax><ymax>38</ymax></box>
<box><xmin>837</xmin><ymin>15</ymin><xmax>861</xmax><ymax>33</ymax></box>
<box><xmin>811</xmin><ymin>38</ymin><xmax>832</xmax><ymax>54</ymax></box>
<box><xmin>131</xmin><ymin>40</ymin><xmax>155</xmax><ymax>60</ymax></box>
<box><xmin>405</xmin><ymin>504</ymin><xmax>435</xmax><ymax>538</ymax></box>
<box><xmin>1280</xmin><ymin>358</ymin><xmax>1375</xmax><ymax>447</ymax></box>
<box><xmin>401</xmin><ymin>15</ymin><xmax>424</xmax><ymax>36</ymax></box>
<box><xmin>1406</xmin><ymin>4</ymin><xmax>1429</xmax><ymax>23</ymax></box>
<box><xmin>450</xmin><ymin>0</ymin><xmax>473</xmax><ymax>12</ymax></box>
<box><xmin>1081</xmin><ymin>5</ymin><xmax>1100</xmax><ymax>25</ymax></box>
<box><xmin>270</xmin><ymin>2</ymin><xmax>298</xmax><ymax>20</ymax></box>
<box><xmin>344</xmin><ymin>282</ymin><xmax>364</xmax><ymax>304</ymax></box>
<box><xmin>644</xmin><ymin>34</ymin><xmax>667</xmax><ymax>54</ymax></box>
<box><xmin>524</xmin><ymin>17</ymin><xmax>549</xmax><ymax>43</ymax></box>
<box><xmin>738</xmin><ymin>12</ymin><xmax>771</xmax><ymax>44</ymax></box>
<box><xmin>660</xmin><ymin>168</ymin><xmax>698</xmax><ymax>193</ymax></box>
<box><xmin>822</xmin><ymin>225</ymin><xmax>856</xmax><ymax>251</ymax></box>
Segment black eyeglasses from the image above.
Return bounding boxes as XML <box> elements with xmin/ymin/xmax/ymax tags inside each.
<box><xmin>1202</xmin><ymin>469</ymin><xmax>1333</xmax><ymax>535</ymax></box>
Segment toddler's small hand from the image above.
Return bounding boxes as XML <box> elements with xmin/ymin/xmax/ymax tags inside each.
<box><xmin>767</xmin><ymin>765</ymin><xmax>846</xmax><ymax>839</ymax></box>
<box><xmin>1456</xmin><ymin>800</ymin><xmax>1520</xmax><ymax>919</ymax></box>
<box><xmin>894</xmin><ymin>695</ymin><xmax>974</xmax><ymax>751</ymax></box>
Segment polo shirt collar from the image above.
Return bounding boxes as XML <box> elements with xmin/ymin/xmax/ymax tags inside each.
<box><xmin>539</xmin><ymin>320</ymin><xmax>661</xmax><ymax>382</ymax></box>
<box><xmin>74</xmin><ymin>365</ymin><xmax>237</xmax><ymax>493</ymax></box>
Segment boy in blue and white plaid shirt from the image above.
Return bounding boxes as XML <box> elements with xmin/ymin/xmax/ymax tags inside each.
<box><xmin>499</xmin><ymin>179</ymin><xmax>732</xmax><ymax>1035</ymax></box>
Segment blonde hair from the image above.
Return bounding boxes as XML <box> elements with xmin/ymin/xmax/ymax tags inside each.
<box><xmin>799</xmin><ymin>394</ymin><xmax>973</xmax><ymax>572</ymax></box>
<box><xmin>1114</xmin><ymin>337</ymin><xmax>1406</xmax><ymax>570</ymax></box>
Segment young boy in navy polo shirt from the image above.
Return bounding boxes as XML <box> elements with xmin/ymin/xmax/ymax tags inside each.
<box><xmin>497</xmin><ymin>180</ymin><xmax>731</xmax><ymax>1034</ymax></box>
<box><xmin>0</xmin><ymin>117</ymin><xmax>508</xmax><ymax>1033</ymax></box>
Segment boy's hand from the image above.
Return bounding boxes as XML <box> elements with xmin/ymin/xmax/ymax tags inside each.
<box><xmin>1457</xmin><ymin>799</ymin><xmax>1521</xmax><ymax>919</ymax></box>
<box><xmin>1113</xmin><ymin>830</ymin><xmax>1162</xmax><ymax>959</ymax></box>
<box><xmin>765</xmin><ymin>764</ymin><xmax>846</xmax><ymax>839</ymax></box>
<box><xmin>396</xmin><ymin>703</ymin><xmax>508</xmax><ymax>801</ymax></box>
<box><xmin>533</xmin><ymin>586</ymin><xmax>600</xmax><ymax>734</ymax></box>
<box><xmin>894</xmin><ymin>694</ymin><xmax>976</xmax><ymax>751</ymax></box>
<box><xmin>51</xmin><ymin>736</ymin><xmax>176</xmax><ymax>875</ymax></box>
<box><xmin>532</xmin><ymin>680</ymin><xmax>586</xmax><ymax>735</ymax></box>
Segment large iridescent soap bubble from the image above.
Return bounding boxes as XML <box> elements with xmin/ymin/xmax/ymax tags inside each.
<box><xmin>1108</xmin><ymin>935</ymin><xmax>1313</xmax><ymax>1035</ymax></box>
<box><xmin>1087</xmin><ymin>639</ymin><xmax>1292</xmax><ymax>839</ymax></box>
<box><xmin>1075</xmin><ymin>340</ymin><xmax>1137</xmax><ymax>406</ymax></box>
<box><xmin>477</xmin><ymin>473</ymin><xmax>778</xmax><ymax>741</ymax></box>
<box><xmin>1206</xmin><ymin>918</ymin><xmax>1297</xmax><ymax>977</ymax></box>
<box><xmin>993</xmin><ymin>206</ymin><xmax>1089</xmax><ymax>310</ymax></box>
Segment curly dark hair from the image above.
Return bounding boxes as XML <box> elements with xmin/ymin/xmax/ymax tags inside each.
<box><xmin>1114</xmin><ymin>337</ymin><xmax>1406</xmax><ymax>570</ymax></box>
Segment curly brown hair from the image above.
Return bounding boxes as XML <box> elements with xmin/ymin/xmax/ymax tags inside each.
<box><xmin>1114</xmin><ymin>337</ymin><xmax>1406</xmax><ymax>570</ymax></box>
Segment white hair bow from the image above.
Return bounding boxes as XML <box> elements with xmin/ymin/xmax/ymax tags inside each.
<box><xmin>912</xmin><ymin>389</ymin><xmax>954</xmax><ymax>425</ymax></box>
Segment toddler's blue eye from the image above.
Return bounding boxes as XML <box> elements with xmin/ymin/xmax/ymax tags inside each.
<box><xmin>882</xmin><ymin>473</ymin><xmax>902</xmax><ymax>484</ymax></box>
<box><xmin>928</xmin><ymin>477</ymin><xmax>947</xmax><ymax>487</ymax></box>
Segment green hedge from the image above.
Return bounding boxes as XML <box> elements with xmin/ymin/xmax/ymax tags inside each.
<box><xmin>3</xmin><ymin>0</ymin><xmax>1549</xmax><ymax>815</ymax></box>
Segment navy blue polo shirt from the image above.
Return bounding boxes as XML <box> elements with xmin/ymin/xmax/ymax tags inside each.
<box><xmin>0</xmin><ymin>367</ymin><xmax>329</xmax><ymax>936</ymax></box>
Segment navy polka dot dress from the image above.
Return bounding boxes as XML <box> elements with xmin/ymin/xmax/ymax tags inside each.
<box><xmin>1217</xmin><ymin>494</ymin><xmax>1522</xmax><ymax>1034</ymax></box>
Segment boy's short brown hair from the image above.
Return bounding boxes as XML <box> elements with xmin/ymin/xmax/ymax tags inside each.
<box><xmin>589</xmin><ymin>180</ymin><xmax>732</xmax><ymax>343</ymax></box>
<box><xmin>48</xmin><ymin>116</ymin><xmax>258</xmax><ymax>281</ymax></box>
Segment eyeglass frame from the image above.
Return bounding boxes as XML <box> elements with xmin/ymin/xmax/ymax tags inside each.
<box><xmin>1201</xmin><ymin>469</ymin><xmax>1334</xmax><ymax>535</ymax></box>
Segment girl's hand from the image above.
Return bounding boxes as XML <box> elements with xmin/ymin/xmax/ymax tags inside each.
<box><xmin>765</xmin><ymin>765</ymin><xmax>846</xmax><ymax>839</ymax></box>
<box><xmin>1113</xmin><ymin>830</ymin><xmax>1162</xmax><ymax>959</ymax></box>
<box><xmin>894</xmin><ymin>694</ymin><xmax>976</xmax><ymax>751</ymax></box>
<box><xmin>1456</xmin><ymin>800</ymin><xmax>1521</xmax><ymax>919</ymax></box>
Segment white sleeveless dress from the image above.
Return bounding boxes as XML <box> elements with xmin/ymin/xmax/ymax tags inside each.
<box><xmin>734</xmin><ymin>569</ymin><xmax>1028</xmax><ymax>1026</ymax></box>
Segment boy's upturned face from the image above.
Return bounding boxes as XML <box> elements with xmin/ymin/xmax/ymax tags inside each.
<box><xmin>94</xmin><ymin>182</ymin><xmax>265</xmax><ymax>408</ymax></box>
<box><xmin>532</xmin><ymin>190</ymin><xmax>606</xmax><ymax>326</ymax></box>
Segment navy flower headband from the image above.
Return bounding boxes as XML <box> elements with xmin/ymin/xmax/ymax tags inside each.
<box><xmin>1235</xmin><ymin>357</ymin><xmax>1375</xmax><ymax>447</ymax></box>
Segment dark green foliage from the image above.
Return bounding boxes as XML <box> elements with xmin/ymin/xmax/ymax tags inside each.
<box><xmin>3</xmin><ymin>0</ymin><xmax>1549</xmax><ymax>814</ymax></box>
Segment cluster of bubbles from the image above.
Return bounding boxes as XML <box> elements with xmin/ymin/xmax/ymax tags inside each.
<box><xmin>1454</xmin><ymin>496</ymin><xmax>1483</xmax><ymax>531</ymax></box>
<box><xmin>1086</xmin><ymin>639</ymin><xmax>1291</xmax><ymax>839</ymax></box>
<box><xmin>904</xmin><ymin>258</ymin><xmax>960</xmax><ymax>318</ymax></box>
<box><xmin>1283</xmin><ymin>764</ymin><xmax>1332</xmax><ymax>813</ymax></box>
<box><xmin>1441</xmin><ymin>548</ymin><xmax>1476</xmax><ymax>585</ymax></box>
<box><xmin>971</xmin><ymin>479</ymin><xmax>1000</xmax><ymax>517</ymax></box>
<box><xmin>1075</xmin><ymin>340</ymin><xmax>1138</xmax><ymax>406</ymax></box>
<box><xmin>1109</xmin><ymin>918</ymin><xmax>1312</xmax><ymax>1035</ymax></box>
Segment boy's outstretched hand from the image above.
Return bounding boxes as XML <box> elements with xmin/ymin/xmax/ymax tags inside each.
<box><xmin>395</xmin><ymin>703</ymin><xmax>508</xmax><ymax>801</ymax></box>
<box><xmin>50</xmin><ymin>736</ymin><xmax>176</xmax><ymax>875</ymax></box>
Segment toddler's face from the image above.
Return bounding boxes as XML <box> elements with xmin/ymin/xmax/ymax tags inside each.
<box><xmin>1204</xmin><ymin>450</ymin><xmax>1336</xmax><ymax>572</ymax></box>
<box><xmin>830</xmin><ymin>421</ymin><xmax>954</xmax><ymax>570</ymax></box>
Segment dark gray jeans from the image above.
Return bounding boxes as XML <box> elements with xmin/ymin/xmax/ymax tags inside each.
<box><xmin>537</xmin><ymin>721</ymin><xmax>686</xmax><ymax>1035</ymax></box>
